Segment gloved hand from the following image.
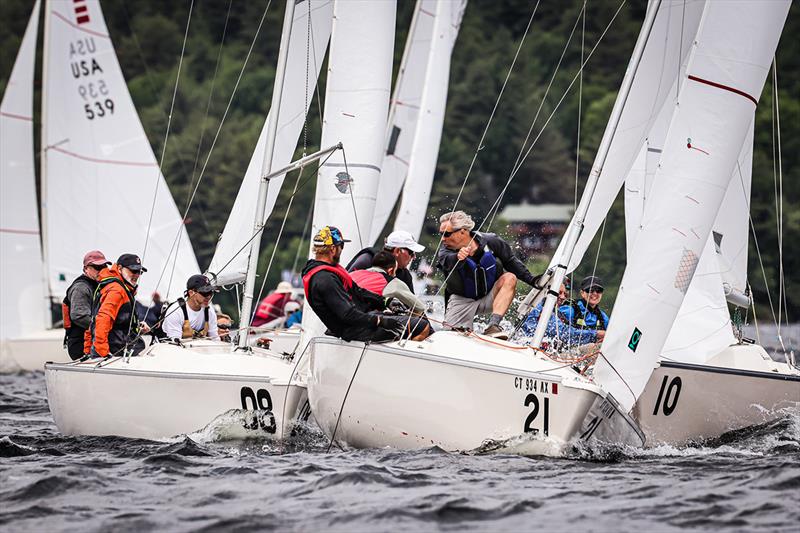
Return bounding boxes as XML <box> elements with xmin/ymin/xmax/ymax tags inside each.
<box><xmin>386</xmin><ymin>298</ymin><xmax>409</xmax><ymax>315</ymax></box>
<box><xmin>377</xmin><ymin>315</ymin><xmax>408</xmax><ymax>338</ymax></box>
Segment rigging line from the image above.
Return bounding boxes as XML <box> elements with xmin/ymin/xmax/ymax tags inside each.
<box><xmin>772</xmin><ymin>59</ymin><xmax>786</xmax><ymax>330</ymax></box>
<box><xmin>208</xmin><ymin>150</ymin><xmax>339</xmax><ymax>281</ymax></box>
<box><xmin>292</xmin><ymin>206</ymin><xmax>314</xmax><ymax>274</ymax></box>
<box><xmin>748</xmin><ymin>205</ymin><xmax>779</xmax><ymax>329</ymax></box>
<box><xmin>249</xmin><ymin>165</ymin><xmax>308</xmax><ymax>327</ymax></box>
<box><xmin>677</xmin><ymin>0</ymin><xmax>685</xmax><ymax>100</ymax></box>
<box><xmin>146</xmin><ymin>0</ymin><xmax>273</xmax><ymax>297</ymax></box>
<box><xmin>165</xmin><ymin>0</ymin><xmax>234</xmax><ymax>300</ymax></box>
<box><xmin>428</xmin><ymin>0</ymin><xmax>541</xmax><ymax>266</ymax></box>
<box><xmin>342</xmin><ymin>147</ymin><xmax>365</xmax><ymax>248</ymax></box>
<box><xmin>141</xmin><ymin>0</ymin><xmax>195</xmax><ymax>263</ymax></box>
<box><xmin>487</xmin><ymin>1</ymin><xmax>585</xmax><ymax>230</ymax></box>
<box><xmin>570</xmin><ymin>2</ymin><xmax>586</xmax><ymax>305</ymax></box>
<box><xmin>326</xmin><ymin>342</ymin><xmax>370</xmax><ymax>454</ymax></box>
<box><xmin>479</xmin><ymin>0</ymin><xmax>627</xmax><ymax>238</ymax></box>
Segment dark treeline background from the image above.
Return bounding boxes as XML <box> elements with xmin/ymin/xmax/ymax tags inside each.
<box><xmin>1</xmin><ymin>0</ymin><xmax>797</xmax><ymax>321</ymax></box>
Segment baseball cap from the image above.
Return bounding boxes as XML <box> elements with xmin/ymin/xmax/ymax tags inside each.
<box><xmin>580</xmin><ymin>276</ymin><xmax>604</xmax><ymax>291</ymax></box>
<box><xmin>117</xmin><ymin>253</ymin><xmax>147</xmax><ymax>273</ymax></box>
<box><xmin>313</xmin><ymin>226</ymin><xmax>350</xmax><ymax>247</ymax></box>
<box><xmin>385</xmin><ymin>230</ymin><xmax>425</xmax><ymax>253</ymax></box>
<box><xmin>187</xmin><ymin>274</ymin><xmax>217</xmax><ymax>292</ymax></box>
<box><xmin>275</xmin><ymin>281</ymin><xmax>293</xmax><ymax>294</ymax></box>
<box><xmin>83</xmin><ymin>250</ymin><xmax>110</xmax><ymax>268</ymax></box>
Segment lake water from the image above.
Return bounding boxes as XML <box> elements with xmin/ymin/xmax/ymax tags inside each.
<box><xmin>2</xmin><ymin>372</ymin><xmax>798</xmax><ymax>531</ymax></box>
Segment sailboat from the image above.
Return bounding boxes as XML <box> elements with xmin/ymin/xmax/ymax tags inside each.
<box><xmin>44</xmin><ymin>0</ymin><xmax>334</xmax><ymax>440</ymax></box>
<box><xmin>1</xmin><ymin>0</ymin><xmax>202</xmax><ymax>372</ymax></box>
<box><xmin>0</xmin><ymin>0</ymin><xmax>62</xmax><ymax>373</ymax></box>
<box><xmin>527</xmin><ymin>0</ymin><xmax>798</xmax><ymax>446</ymax></box>
<box><xmin>305</xmin><ymin>0</ymin><xmax>651</xmax><ymax>454</ymax></box>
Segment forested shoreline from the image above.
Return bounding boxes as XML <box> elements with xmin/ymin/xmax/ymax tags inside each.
<box><xmin>1</xmin><ymin>0</ymin><xmax>796</xmax><ymax>320</ymax></box>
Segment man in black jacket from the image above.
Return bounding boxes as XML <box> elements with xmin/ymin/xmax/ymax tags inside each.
<box><xmin>61</xmin><ymin>250</ymin><xmax>110</xmax><ymax>359</ymax></box>
<box><xmin>437</xmin><ymin>211</ymin><xmax>541</xmax><ymax>340</ymax></box>
<box><xmin>302</xmin><ymin>226</ymin><xmax>430</xmax><ymax>342</ymax></box>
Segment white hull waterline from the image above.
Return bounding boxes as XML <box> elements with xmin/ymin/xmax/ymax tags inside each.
<box><xmin>634</xmin><ymin>344</ymin><xmax>800</xmax><ymax>445</ymax></box>
<box><xmin>45</xmin><ymin>340</ymin><xmax>307</xmax><ymax>440</ymax></box>
<box><xmin>308</xmin><ymin>332</ymin><xmax>644</xmax><ymax>455</ymax></box>
<box><xmin>0</xmin><ymin>329</ymin><xmax>69</xmax><ymax>373</ymax></box>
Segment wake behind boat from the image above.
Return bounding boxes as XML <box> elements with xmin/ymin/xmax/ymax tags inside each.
<box><xmin>45</xmin><ymin>339</ymin><xmax>308</xmax><ymax>440</ymax></box>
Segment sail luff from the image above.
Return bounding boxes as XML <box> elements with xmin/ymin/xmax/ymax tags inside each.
<box><xmin>593</xmin><ymin>0</ymin><xmax>791</xmax><ymax>411</ymax></box>
<box><xmin>0</xmin><ymin>0</ymin><xmax>48</xmax><ymax>337</ymax></box>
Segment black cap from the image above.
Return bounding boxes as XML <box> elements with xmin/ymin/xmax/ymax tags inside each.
<box><xmin>187</xmin><ymin>274</ymin><xmax>217</xmax><ymax>292</ymax></box>
<box><xmin>117</xmin><ymin>253</ymin><xmax>147</xmax><ymax>273</ymax></box>
<box><xmin>580</xmin><ymin>276</ymin><xmax>603</xmax><ymax>291</ymax></box>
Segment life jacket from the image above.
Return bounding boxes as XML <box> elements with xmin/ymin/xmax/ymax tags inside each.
<box><xmin>88</xmin><ymin>272</ymin><xmax>143</xmax><ymax>356</ymax></box>
<box><xmin>349</xmin><ymin>269</ymin><xmax>392</xmax><ymax>296</ymax></box>
<box><xmin>253</xmin><ymin>292</ymin><xmax>291</xmax><ymax>323</ymax></box>
<box><xmin>302</xmin><ymin>263</ymin><xmax>353</xmax><ymax>299</ymax></box>
<box><xmin>345</xmin><ymin>246</ymin><xmax>376</xmax><ymax>271</ymax></box>
<box><xmin>459</xmin><ymin>247</ymin><xmax>498</xmax><ymax>299</ymax></box>
<box><xmin>569</xmin><ymin>299</ymin><xmax>607</xmax><ymax>330</ymax></box>
<box><xmin>61</xmin><ymin>275</ymin><xmax>97</xmax><ymax>357</ymax></box>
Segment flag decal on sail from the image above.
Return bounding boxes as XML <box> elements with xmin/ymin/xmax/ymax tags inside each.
<box><xmin>674</xmin><ymin>248</ymin><xmax>699</xmax><ymax>293</ymax></box>
<box><xmin>628</xmin><ymin>328</ymin><xmax>642</xmax><ymax>352</ymax></box>
<box><xmin>74</xmin><ymin>0</ymin><xmax>90</xmax><ymax>25</ymax></box>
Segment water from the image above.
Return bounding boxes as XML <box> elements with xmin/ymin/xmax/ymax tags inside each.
<box><xmin>1</xmin><ymin>373</ymin><xmax>798</xmax><ymax>531</ymax></box>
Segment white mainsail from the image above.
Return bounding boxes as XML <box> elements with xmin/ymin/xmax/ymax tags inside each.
<box><xmin>369</xmin><ymin>0</ymin><xmax>465</xmax><ymax>243</ymax></box>
<box><xmin>301</xmin><ymin>0</ymin><xmax>396</xmax><ymax>340</ymax></box>
<box><xmin>311</xmin><ymin>0</ymin><xmax>396</xmax><ymax>261</ymax></box>
<box><xmin>42</xmin><ymin>0</ymin><xmax>198</xmax><ymax>301</ymax></box>
<box><xmin>206</xmin><ymin>0</ymin><xmax>334</xmax><ymax>286</ymax></box>
<box><xmin>548</xmin><ymin>0</ymin><xmax>705</xmax><ymax>275</ymax></box>
<box><xmin>0</xmin><ymin>0</ymin><xmax>48</xmax><ymax>338</ymax></box>
<box><xmin>593</xmin><ymin>0</ymin><xmax>791</xmax><ymax>411</ymax></box>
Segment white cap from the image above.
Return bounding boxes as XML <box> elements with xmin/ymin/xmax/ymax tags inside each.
<box><xmin>275</xmin><ymin>281</ymin><xmax>293</xmax><ymax>294</ymax></box>
<box><xmin>385</xmin><ymin>230</ymin><xmax>425</xmax><ymax>253</ymax></box>
<box><xmin>285</xmin><ymin>301</ymin><xmax>302</xmax><ymax>313</ymax></box>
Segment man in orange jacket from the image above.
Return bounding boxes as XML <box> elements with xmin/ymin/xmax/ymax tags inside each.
<box><xmin>85</xmin><ymin>254</ymin><xmax>150</xmax><ymax>358</ymax></box>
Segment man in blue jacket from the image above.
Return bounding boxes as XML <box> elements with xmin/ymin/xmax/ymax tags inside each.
<box><xmin>560</xmin><ymin>276</ymin><xmax>610</xmax><ymax>332</ymax></box>
<box><xmin>520</xmin><ymin>281</ymin><xmax>603</xmax><ymax>347</ymax></box>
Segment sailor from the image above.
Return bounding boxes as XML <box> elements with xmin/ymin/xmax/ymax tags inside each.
<box><xmin>346</xmin><ymin>229</ymin><xmax>425</xmax><ymax>293</ymax></box>
<box><xmin>161</xmin><ymin>275</ymin><xmax>220</xmax><ymax>341</ymax></box>
<box><xmin>61</xmin><ymin>250</ymin><xmax>111</xmax><ymax>359</ymax></box>
<box><xmin>350</xmin><ymin>250</ymin><xmax>427</xmax><ymax>316</ymax></box>
<box><xmin>302</xmin><ymin>225</ymin><xmax>431</xmax><ymax>342</ymax></box>
<box><xmin>216</xmin><ymin>311</ymin><xmax>233</xmax><ymax>342</ymax></box>
<box><xmin>283</xmin><ymin>301</ymin><xmax>302</xmax><ymax>328</ymax></box>
<box><xmin>251</xmin><ymin>281</ymin><xmax>296</xmax><ymax>327</ymax></box>
<box><xmin>560</xmin><ymin>276</ymin><xmax>610</xmax><ymax>332</ymax></box>
<box><xmin>437</xmin><ymin>210</ymin><xmax>541</xmax><ymax>339</ymax></box>
<box><xmin>520</xmin><ymin>281</ymin><xmax>604</xmax><ymax>346</ymax></box>
<box><xmin>85</xmin><ymin>254</ymin><xmax>150</xmax><ymax>358</ymax></box>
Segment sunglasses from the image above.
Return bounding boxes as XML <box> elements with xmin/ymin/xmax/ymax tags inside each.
<box><xmin>198</xmin><ymin>290</ymin><xmax>215</xmax><ymax>297</ymax></box>
<box><xmin>403</xmin><ymin>248</ymin><xmax>416</xmax><ymax>257</ymax></box>
<box><xmin>440</xmin><ymin>228</ymin><xmax>462</xmax><ymax>238</ymax></box>
<box><xmin>585</xmin><ymin>288</ymin><xmax>603</xmax><ymax>294</ymax></box>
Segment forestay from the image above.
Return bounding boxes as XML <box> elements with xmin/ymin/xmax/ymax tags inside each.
<box><xmin>369</xmin><ymin>0</ymin><xmax>465</xmax><ymax>243</ymax></box>
<box><xmin>42</xmin><ymin>0</ymin><xmax>198</xmax><ymax>301</ymax></box>
<box><xmin>593</xmin><ymin>0</ymin><xmax>791</xmax><ymax>411</ymax></box>
<box><xmin>301</xmin><ymin>0</ymin><xmax>396</xmax><ymax>340</ymax></box>
<box><xmin>0</xmin><ymin>0</ymin><xmax>48</xmax><ymax>337</ymax></box>
<box><xmin>206</xmin><ymin>0</ymin><xmax>334</xmax><ymax>286</ymax></box>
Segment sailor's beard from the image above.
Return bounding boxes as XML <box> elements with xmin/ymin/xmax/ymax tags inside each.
<box><xmin>122</xmin><ymin>270</ymin><xmax>138</xmax><ymax>286</ymax></box>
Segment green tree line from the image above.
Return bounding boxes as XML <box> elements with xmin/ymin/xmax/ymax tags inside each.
<box><xmin>1</xmin><ymin>0</ymin><xmax>796</xmax><ymax>322</ymax></box>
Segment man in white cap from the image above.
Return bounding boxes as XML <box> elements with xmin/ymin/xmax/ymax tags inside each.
<box><xmin>346</xmin><ymin>229</ymin><xmax>425</xmax><ymax>293</ymax></box>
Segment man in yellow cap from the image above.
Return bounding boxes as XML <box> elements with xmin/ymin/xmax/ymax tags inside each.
<box><xmin>302</xmin><ymin>226</ymin><xmax>430</xmax><ymax>342</ymax></box>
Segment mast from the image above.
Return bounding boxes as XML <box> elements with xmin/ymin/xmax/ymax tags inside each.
<box><xmin>238</xmin><ymin>0</ymin><xmax>296</xmax><ymax>348</ymax></box>
<box><xmin>529</xmin><ymin>0</ymin><xmax>663</xmax><ymax>347</ymax></box>
<box><xmin>40</xmin><ymin>0</ymin><xmax>53</xmax><ymax>324</ymax></box>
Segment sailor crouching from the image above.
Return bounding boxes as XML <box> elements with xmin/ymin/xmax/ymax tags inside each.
<box><xmin>302</xmin><ymin>225</ymin><xmax>431</xmax><ymax>343</ymax></box>
<box><xmin>160</xmin><ymin>275</ymin><xmax>220</xmax><ymax>342</ymax></box>
<box><xmin>85</xmin><ymin>254</ymin><xmax>150</xmax><ymax>358</ymax></box>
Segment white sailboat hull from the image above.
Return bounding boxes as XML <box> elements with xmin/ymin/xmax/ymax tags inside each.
<box><xmin>633</xmin><ymin>344</ymin><xmax>800</xmax><ymax>445</ymax></box>
<box><xmin>308</xmin><ymin>332</ymin><xmax>644</xmax><ymax>455</ymax></box>
<box><xmin>0</xmin><ymin>329</ymin><xmax>69</xmax><ymax>373</ymax></box>
<box><xmin>45</xmin><ymin>340</ymin><xmax>307</xmax><ymax>440</ymax></box>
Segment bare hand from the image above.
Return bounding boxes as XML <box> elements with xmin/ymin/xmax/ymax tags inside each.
<box><xmin>140</xmin><ymin>323</ymin><xmax>151</xmax><ymax>334</ymax></box>
<box><xmin>457</xmin><ymin>246</ymin><xmax>471</xmax><ymax>261</ymax></box>
<box><xmin>596</xmin><ymin>330</ymin><xmax>605</xmax><ymax>341</ymax></box>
